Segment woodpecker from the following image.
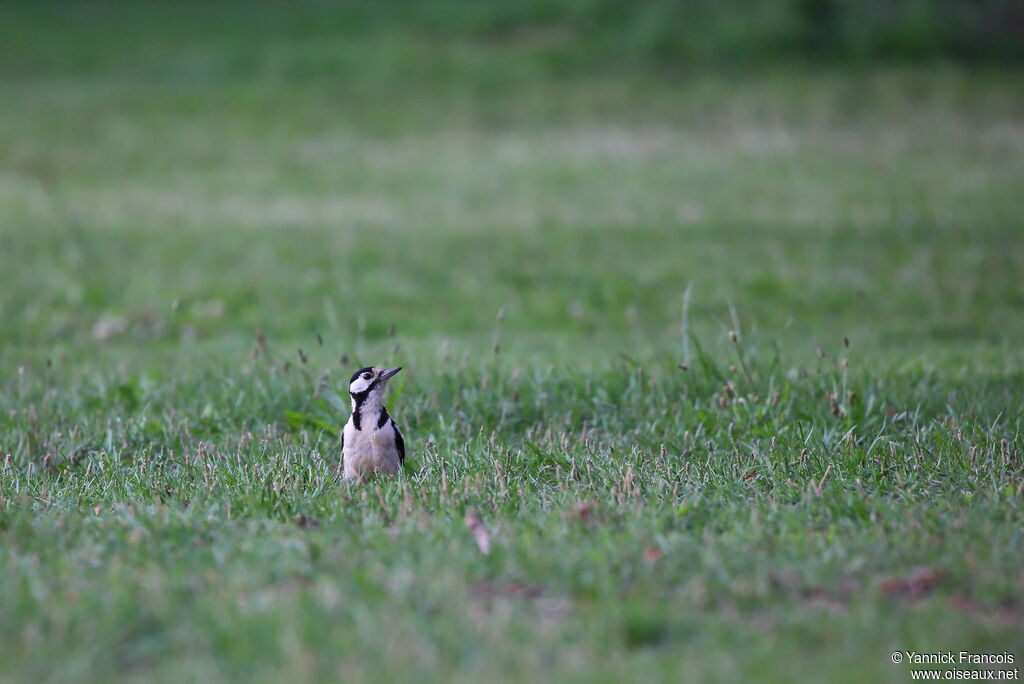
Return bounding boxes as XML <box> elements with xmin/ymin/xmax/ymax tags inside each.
<box><xmin>342</xmin><ymin>366</ymin><xmax>405</xmax><ymax>481</ymax></box>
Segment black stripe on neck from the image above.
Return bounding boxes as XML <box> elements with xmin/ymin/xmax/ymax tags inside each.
<box><xmin>350</xmin><ymin>378</ymin><xmax>385</xmax><ymax>431</ymax></box>
<box><xmin>350</xmin><ymin>388</ymin><xmax>370</xmax><ymax>431</ymax></box>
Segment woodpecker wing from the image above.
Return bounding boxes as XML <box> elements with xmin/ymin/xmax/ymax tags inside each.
<box><xmin>393</xmin><ymin>421</ymin><xmax>405</xmax><ymax>464</ymax></box>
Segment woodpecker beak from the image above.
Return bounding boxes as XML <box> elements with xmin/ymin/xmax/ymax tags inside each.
<box><xmin>379</xmin><ymin>366</ymin><xmax>402</xmax><ymax>381</ymax></box>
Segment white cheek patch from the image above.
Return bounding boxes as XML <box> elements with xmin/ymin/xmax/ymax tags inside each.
<box><xmin>349</xmin><ymin>377</ymin><xmax>373</xmax><ymax>394</ymax></box>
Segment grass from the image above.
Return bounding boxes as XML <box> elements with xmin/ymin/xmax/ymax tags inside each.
<box><xmin>1</xmin><ymin>3</ymin><xmax>1023</xmax><ymax>682</ymax></box>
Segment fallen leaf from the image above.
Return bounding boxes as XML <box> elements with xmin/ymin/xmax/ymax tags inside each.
<box><xmin>295</xmin><ymin>515</ymin><xmax>319</xmax><ymax>529</ymax></box>
<box><xmin>643</xmin><ymin>547</ymin><xmax>663</xmax><ymax>564</ymax></box>
<box><xmin>881</xmin><ymin>568</ymin><xmax>943</xmax><ymax>599</ymax></box>
<box><xmin>465</xmin><ymin>509</ymin><xmax>491</xmax><ymax>555</ymax></box>
<box><xmin>572</xmin><ymin>500</ymin><xmax>595</xmax><ymax>524</ymax></box>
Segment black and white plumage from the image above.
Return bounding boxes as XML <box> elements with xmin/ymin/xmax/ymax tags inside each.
<box><xmin>342</xmin><ymin>365</ymin><xmax>405</xmax><ymax>481</ymax></box>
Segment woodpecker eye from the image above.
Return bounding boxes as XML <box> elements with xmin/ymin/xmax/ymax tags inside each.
<box><xmin>362</xmin><ymin>373</ymin><xmax>372</xmax><ymax>380</ymax></box>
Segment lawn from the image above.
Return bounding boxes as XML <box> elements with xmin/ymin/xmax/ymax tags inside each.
<box><xmin>1</xmin><ymin>3</ymin><xmax>1022</xmax><ymax>682</ymax></box>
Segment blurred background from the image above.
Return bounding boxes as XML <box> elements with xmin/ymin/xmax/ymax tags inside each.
<box><xmin>2</xmin><ymin>0</ymin><xmax>1022</xmax><ymax>374</ymax></box>
<box><xmin>2</xmin><ymin>6</ymin><xmax>1023</xmax><ymax>681</ymax></box>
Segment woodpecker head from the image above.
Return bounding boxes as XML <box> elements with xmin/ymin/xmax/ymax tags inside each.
<box><xmin>348</xmin><ymin>366</ymin><xmax>401</xmax><ymax>407</ymax></box>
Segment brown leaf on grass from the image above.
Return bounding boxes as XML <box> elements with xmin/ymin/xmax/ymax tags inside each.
<box><xmin>881</xmin><ymin>568</ymin><xmax>943</xmax><ymax>599</ymax></box>
<box><xmin>571</xmin><ymin>500</ymin><xmax>595</xmax><ymax>525</ymax></box>
<box><xmin>295</xmin><ymin>515</ymin><xmax>319</xmax><ymax>529</ymax></box>
<box><xmin>464</xmin><ymin>508</ymin><xmax>491</xmax><ymax>555</ymax></box>
<box><xmin>503</xmin><ymin>582</ymin><xmax>543</xmax><ymax>599</ymax></box>
<box><xmin>643</xmin><ymin>547</ymin><xmax>663</xmax><ymax>565</ymax></box>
